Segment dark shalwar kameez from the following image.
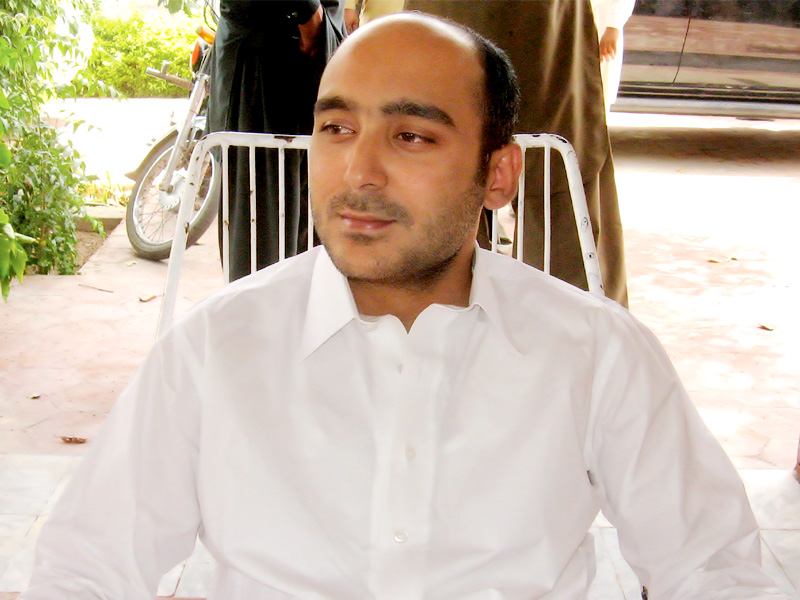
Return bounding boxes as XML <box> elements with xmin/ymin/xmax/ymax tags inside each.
<box><xmin>208</xmin><ymin>0</ymin><xmax>345</xmax><ymax>281</ymax></box>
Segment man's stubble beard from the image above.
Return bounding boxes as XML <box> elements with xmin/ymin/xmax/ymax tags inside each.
<box><xmin>314</xmin><ymin>186</ymin><xmax>485</xmax><ymax>290</ymax></box>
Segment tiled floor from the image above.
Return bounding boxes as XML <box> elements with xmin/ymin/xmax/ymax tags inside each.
<box><xmin>0</xmin><ymin>454</ymin><xmax>797</xmax><ymax>598</ymax></box>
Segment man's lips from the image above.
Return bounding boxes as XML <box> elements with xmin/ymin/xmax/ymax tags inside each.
<box><xmin>327</xmin><ymin>192</ymin><xmax>413</xmax><ymax>231</ymax></box>
<box><xmin>338</xmin><ymin>211</ymin><xmax>396</xmax><ymax>231</ymax></box>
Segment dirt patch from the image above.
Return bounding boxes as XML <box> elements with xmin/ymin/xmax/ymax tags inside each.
<box><xmin>76</xmin><ymin>227</ymin><xmax>111</xmax><ymax>269</ymax></box>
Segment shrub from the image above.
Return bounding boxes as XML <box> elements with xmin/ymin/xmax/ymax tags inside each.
<box><xmin>74</xmin><ymin>11</ymin><xmax>197</xmax><ymax>98</ymax></box>
<box><xmin>0</xmin><ymin>0</ymin><xmax>101</xmax><ymax>281</ymax></box>
<box><xmin>1</xmin><ymin>123</ymin><xmax>100</xmax><ymax>274</ymax></box>
<box><xmin>0</xmin><ymin>207</ymin><xmax>35</xmax><ymax>301</ymax></box>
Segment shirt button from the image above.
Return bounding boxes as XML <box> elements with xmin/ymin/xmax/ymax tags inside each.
<box><xmin>394</xmin><ymin>529</ymin><xmax>408</xmax><ymax>543</ymax></box>
<box><xmin>405</xmin><ymin>445</ymin><xmax>416</xmax><ymax>462</ymax></box>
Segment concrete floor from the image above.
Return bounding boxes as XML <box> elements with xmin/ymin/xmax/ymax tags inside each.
<box><xmin>0</xmin><ymin>100</ymin><xmax>798</xmax><ymax>596</ymax></box>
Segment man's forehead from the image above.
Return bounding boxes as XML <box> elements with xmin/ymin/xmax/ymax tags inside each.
<box><xmin>317</xmin><ymin>13</ymin><xmax>482</xmax><ymax>118</ymax></box>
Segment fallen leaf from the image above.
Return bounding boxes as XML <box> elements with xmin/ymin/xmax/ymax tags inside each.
<box><xmin>758</xmin><ymin>323</ymin><xmax>775</xmax><ymax>331</ymax></box>
<box><xmin>125</xmin><ymin>260</ymin><xmax>137</xmax><ymax>267</ymax></box>
<box><xmin>138</xmin><ymin>293</ymin><xmax>157</xmax><ymax>303</ymax></box>
<box><xmin>59</xmin><ymin>436</ymin><xmax>87</xmax><ymax>444</ymax></box>
<box><xmin>29</xmin><ymin>393</ymin><xmax>41</xmax><ymax>399</ymax></box>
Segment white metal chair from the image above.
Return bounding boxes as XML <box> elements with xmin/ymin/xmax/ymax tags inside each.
<box><xmin>157</xmin><ymin>132</ymin><xmax>603</xmax><ymax>337</ymax></box>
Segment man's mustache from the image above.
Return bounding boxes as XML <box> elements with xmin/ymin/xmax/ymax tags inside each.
<box><xmin>327</xmin><ymin>191</ymin><xmax>413</xmax><ymax>226</ymax></box>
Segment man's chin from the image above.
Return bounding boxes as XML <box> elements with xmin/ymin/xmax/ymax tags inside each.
<box><xmin>326</xmin><ymin>244</ymin><xmax>462</xmax><ymax>291</ymax></box>
<box><xmin>324</xmin><ymin>243</ymin><xmax>405</xmax><ymax>284</ymax></box>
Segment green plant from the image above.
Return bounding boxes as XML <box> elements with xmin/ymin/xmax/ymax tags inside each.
<box><xmin>84</xmin><ymin>173</ymin><xmax>128</xmax><ymax>207</ymax></box>
<box><xmin>158</xmin><ymin>0</ymin><xmax>199</xmax><ymax>16</ymax></box>
<box><xmin>73</xmin><ymin>11</ymin><xmax>197</xmax><ymax>98</ymax></box>
<box><xmin>0</xmin><ymin>0</ymin><xmax>100</xmax><ymax>281</ymax></box>
<box><xmin>0</xmin><ymin>207</ymin><xmax>35</xmax><ymax>301</ymax></box>
<box><xmin>2</xmin><ymin>124</ymin><xmax>102</xmax><ymax>274</ymax></box>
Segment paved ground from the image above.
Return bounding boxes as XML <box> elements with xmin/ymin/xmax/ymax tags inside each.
<box><xmin>0</xmin><ymin>99</ymin><xmax>798</xmax><ymax>596</ymax></box>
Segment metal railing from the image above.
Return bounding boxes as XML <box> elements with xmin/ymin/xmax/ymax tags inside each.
<box><xmin>157</xmin><ymin>132</ymin><xmax>603</xmax><ymax>337</ymax></box>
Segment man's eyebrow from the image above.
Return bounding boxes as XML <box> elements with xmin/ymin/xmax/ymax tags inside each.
<box><xmin>382</xmin><ymin>100</ymin><xmax>456</xmax><ymax>128</ymax></box>
<box><xmin>314</xmin><ymin>96</ymin><xmax>354</xmax><ymax>115</ymax></box>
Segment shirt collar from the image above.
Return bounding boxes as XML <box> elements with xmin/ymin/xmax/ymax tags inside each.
<box><xmin>468</xmin><ymin>246</ymin><xmax>524</xmax><ymax>356</ymax></box>
<box><xmin>300</xmin><ymin>248</ymin><xmax>360</xmax><ymax>360</ymax></box>
<box><xmin>300</xmin><ymin>245</ymin><xmax>522</xmax><ymax>360</ymax></box>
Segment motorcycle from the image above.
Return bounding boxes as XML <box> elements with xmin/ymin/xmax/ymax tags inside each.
<box><xmin>125</xmin><ymin>7</ymin><xmax>220</xmax><ymax>260</ymax></box>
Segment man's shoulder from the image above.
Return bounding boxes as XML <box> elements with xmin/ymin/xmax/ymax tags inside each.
<box><xmin>478</xmin><ymin>249</ymin><xmax>606</xmax><ymax>307</ymax></box>
<box><xmin>221</xmin><ymin>246</ymin><xmax>319</xmax><ymax>297</ymax></box>
<box><xmin>476</xmin><ymin>249</ymin><xmax>634</xmax><ymax>342</ymax></box>
<box><xmin>173</xmin><ymin>248</ymin><xmax>323</xmax><ymax>331</ymax></box>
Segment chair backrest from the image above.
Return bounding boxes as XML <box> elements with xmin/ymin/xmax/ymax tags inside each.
<box><xmin>157</xmin><ymin>132</ymin><xmax>603</xmax><ymax>337</ymax></box>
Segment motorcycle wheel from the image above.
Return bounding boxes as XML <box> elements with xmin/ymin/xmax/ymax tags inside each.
<box><xmin>126</xmin><ymin>131</ymin><xmax>220</xmax><ymax>261</ymax></box>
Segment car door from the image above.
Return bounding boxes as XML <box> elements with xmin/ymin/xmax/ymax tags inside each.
<box><xmin>674</xmin><ymin>0</ymin><xmax>800</xmax><ymax>98</ymax></box>
<box><xmin>621</xmin><ymin>0</ymin><xmax>691</xmax><ymax>85</ymax></box>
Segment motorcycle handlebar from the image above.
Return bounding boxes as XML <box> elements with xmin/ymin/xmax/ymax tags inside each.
<box><xmin>145</xmin><ymin>66</ymin><xmax>193</xmax><ymax>92</ymax></box>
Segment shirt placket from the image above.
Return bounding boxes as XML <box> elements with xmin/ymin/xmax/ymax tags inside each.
<box><xmin>367</xmin><ymin>308</ymin><xmax>465</xmax><ymax>599</ymax></box>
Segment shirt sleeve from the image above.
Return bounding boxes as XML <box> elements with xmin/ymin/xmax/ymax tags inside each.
<box><xmin>19</xmin><ymin>325</ymin><xmax>205</xmax><ymax>600</ymax></box>
<box><xmin>606</xmin><ymin>0</ymin><xmax>636</xmax><ymax>29</ymax></box>
<box><xmin>585</xmin><ymin>307</ymin><xmax>789</xmax><ymax>599</ymax></box>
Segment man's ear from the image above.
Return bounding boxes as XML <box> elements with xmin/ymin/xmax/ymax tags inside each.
<box><xmin>483</xmin><ymin>142</ymin><xmax>523</xmax><ymax>211</ymax></box>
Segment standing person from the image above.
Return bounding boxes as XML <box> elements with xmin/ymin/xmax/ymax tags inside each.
<box><xmin>407</xmin><ymin>0</ymin><xmax>629</xmax><ymax>305</ymax></box>
<box><xmin>591</xmin><ymin>0</ymin><xmax>636</xmax><ymax>111</ymax></box>
<box><xmin>20</xmin><ymin>14</ymin><xmax>787</xmax><ymax>599</ymax></box>
<box><xmin>207</xmin><ymin>0</ymin><xmax>346</xmax><ymax>282</ymax></box>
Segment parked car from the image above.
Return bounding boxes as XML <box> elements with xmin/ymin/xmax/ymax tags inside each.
<box><xmin>617</xmin><ymin>0</ymin><xmax>800</xmax><ymax>117</ymax></box>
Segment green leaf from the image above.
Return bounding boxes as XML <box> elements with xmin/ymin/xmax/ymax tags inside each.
<box><xmin>0</xmin><ymin>140</ymin><xmax>11</xmax><ymax>168</ymax></box>
<box><xmin>15</xmin><ymin>233</ymin><xmax>36</xmax><ymax>244</ymax></box>
<box><xmin>10</xmin><ymin>243</ymin><xmax>27</xmax><ymax>278</ymax></box>
<box><xmin>0</xmin><ymin>241</ymin><xmax>10</xmax><ymax>279</ymax></box>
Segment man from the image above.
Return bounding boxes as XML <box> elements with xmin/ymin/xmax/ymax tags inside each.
<box><xmin>21</xmin><ymin>13</ymin><xmax>786</xmax><ymax>600</ymax></box>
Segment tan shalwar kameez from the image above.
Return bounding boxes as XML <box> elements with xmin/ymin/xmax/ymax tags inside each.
<box><xmin>405</xmin><ymin>0</ymin><xmax>628</xmax><ymax>305</ymax></box>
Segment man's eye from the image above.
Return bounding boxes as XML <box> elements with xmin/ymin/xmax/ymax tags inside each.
<box><xmin>321</xmin><ymin>123</ymin><xmax>353</xmax><ymax>135</ymax></box>
<box><xmin>397</xmin><ymin>132</ymin><xmax>433</xmax><ymax>145</ymax></box>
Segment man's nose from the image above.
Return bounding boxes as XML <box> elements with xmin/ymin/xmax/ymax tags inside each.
<box><xmin>343</xmin><ymin>132</ymin><xmax>388</xmax><ymax>190</ymax></box>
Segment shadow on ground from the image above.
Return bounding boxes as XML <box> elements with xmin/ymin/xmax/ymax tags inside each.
<box><xmin>611</xmin><ymin>126</ymin><xmax>800</xmax><ymax>163</ymax></box>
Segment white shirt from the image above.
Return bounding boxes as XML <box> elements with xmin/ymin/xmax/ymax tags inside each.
<box><xmin>591</xmin><ymin>0</ymin><xmax>637</xmax><ymax>110</ymax></box>
<box><xmin>591</xmin><ymin>0</ymin><xmax>636</xmax><ymax>32</ymax></box>
<box><xmin>22</xmin><ymin>247</ymin><xmax>786</xmax><ymax>600</ymax></box>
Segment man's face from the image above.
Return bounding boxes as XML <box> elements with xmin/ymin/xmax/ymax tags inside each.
<box><xmin>309</xmin><ymin>19</ymin><xmax>487</xmax><ymax>286</ymax></box>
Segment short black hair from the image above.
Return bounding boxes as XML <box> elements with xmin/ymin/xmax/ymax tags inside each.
<box><xmin>470</xmin><ymin>30</ymin><xmax>520</xmax><ymax>178</ymax></box>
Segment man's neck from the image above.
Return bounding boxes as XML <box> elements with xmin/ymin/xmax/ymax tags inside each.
<box><xmin>348</xmin><ymin>247</ymin><xmax>475</xmax><ymax>331</ymax></box>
